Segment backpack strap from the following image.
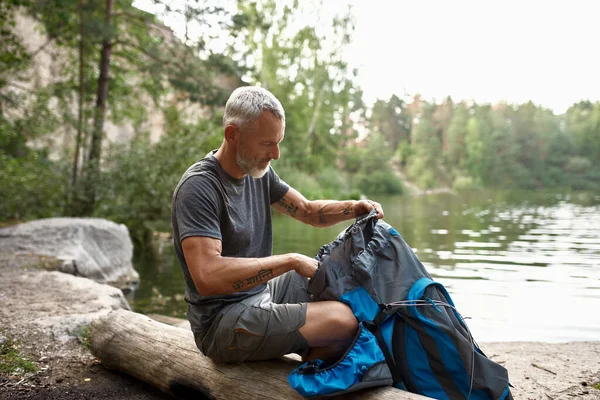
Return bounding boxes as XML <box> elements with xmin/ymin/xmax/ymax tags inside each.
<box><xmin>363</xmin><ymin>307</ymin><xmax>403</xmax><ymax>386</ymax></box>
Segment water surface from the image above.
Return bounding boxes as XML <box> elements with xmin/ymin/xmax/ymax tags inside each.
<box><xmin>132</xmin><ymin>190</ymin><xmax>600</xmax><ymax>342</ymax></box>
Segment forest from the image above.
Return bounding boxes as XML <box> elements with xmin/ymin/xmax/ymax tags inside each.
<box><xmin>2</xmin><ymin>0</ymin><xmax>599</xmax><ymax>245</ymax></box>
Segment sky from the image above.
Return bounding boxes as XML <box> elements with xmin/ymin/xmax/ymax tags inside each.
<box><xmin>346</xmin><ymin>0</ymin><xmax>600</xmax><ymax>113</ymax></box>
<box><xmin>135</xmin><ymin>0</ymin><xmax>600</xmax><ymax>114</ymax></box>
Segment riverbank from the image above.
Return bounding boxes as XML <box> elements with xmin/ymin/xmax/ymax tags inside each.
<box><xmin>0</xmin><ymin>252</ymin><xmax>169</xmax><ymax>399</ymax></box>
<box><xmin>1</xmin><ymin>252</ymin><xmax>599</xmax><ymax>399</ymax></box>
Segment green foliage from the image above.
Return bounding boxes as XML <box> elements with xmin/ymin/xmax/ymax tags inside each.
<box><xmin>95</xmin><ymin>110</ymin><xmax>222</xmax><ymax>244</ymax></box>
<box><xmin>0</xmin><ymin>334</ymin><xmax>37</xmax><ymax>374</ymax></box>
<box><xmin>0</xmin><ymin>151</ymin><xmax>66</xmax><ymax>221</ymax></box>
<box><xmin>407</xmin><ymin>147</ymin><xmax>438</xmax><ymax>189</ymax></box>
<box><xmin>277</xmin><ymin>165</ymin><xmax>361</xmax><ymax>201</ymax></box>
<box><xmin>400</xmin><ymin>98</ymin><xmax>600</xmax><ymax>191</ymax></box>
<box><xmin>464</xmin><ymin>116</ymin><xmax>484</xmax><ymax>182</ymax></box>
<box><xmin>0</xmin><ymin>0</ymin><xmax>31</xmax><ymax>81</ymax></box>
<box><xmin>370</xmin><ymin>95</ymin><xmax>411</xmax><ymax>152</ymax></box>
<box><xmin>19</xmin><ymin>0</ymin><xmax>233</xmax><ymax>216</ymax></box>
<box><xmin>354</xmin><ymin>169</ymin><xmax>404</xmax><ymax>196</ymax></box>
<box><xmin>395</xmin><ymin>140</ymin><xmax>413</xmax><ymax>166</ymax></box>
<box><xmin>278</xmin><ymin>167</ymin><xmax>325</xmax><ymax>200</ymax></box>
<box><xmin>452</xmin><ymin>175</ymin><xmax>479</xmax><ymax>191</ymax></box>
<box><xmin>566</xmin><ymin>101</ymin><xmax>600</xmax><ymax>164</ymax></box>
<box><xmin>343</xmin><ymin>134</ymin><xmax>405</xmax><ymax>196</ymax></box>
<box><xmin>315</xmin><ymin>168</ymin><xmax>356</xmax><ymax>199</ymax></box>
<box><xmin>229</xmin><ymin>0</ymin><xmax>360</xmax><ymax>176</ymax></box>
<box><xmin>73</xmin><ymin>325</ymin><xmax>91</xmax><ymax>350</ymax></box>
<box><xmin>2</xmin><ymin>0</ymin><xmax>600</xmax><ymax>242</ymax></box>
<box><xmin>407</xmin><ymin>114</ymin><xmax>444</xmax><ymax>189</ymax></box>
<box><xmin>445</xmin><ymin>104</ymin><xmax>468</xmax><ymax>168</ymax></box>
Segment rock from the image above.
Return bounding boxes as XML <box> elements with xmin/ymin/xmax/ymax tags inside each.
<box><xmin>0</xmin><ymin>218</ymin><xmax>139</xmax><ymax>289</ymax></box>
<box><xmin>0</xmin><ymin>269</ymin><xmax>132</xmax><ymax>344</ymax></box>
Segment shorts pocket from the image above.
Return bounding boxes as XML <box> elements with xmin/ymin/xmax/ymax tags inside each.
<box><xmin>226</xmin><ymin>306</ymin><xmax>268</xmax><ymax>354</ymax></box>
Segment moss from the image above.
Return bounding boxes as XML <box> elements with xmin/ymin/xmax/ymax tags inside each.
<box><xmin>73</xmin><ymin>325</ymin><xmax>91</xmax><ymax>350</ymax></box>
<box><xmin>0</xmin><ymin>335</ymin><xmax>37</xmax><ymax>374</ymax></box>
<box><xmin>33</xmin><ymin>255</ymin><xmax>63</xmax><ymax>271</ymax></box>
<box><xmin>0</xmin><ymin>220</ymin><xmax>23</xmax><ymax>228</ymax></box>
<box><xmin>17</xmin><ymin>255</ymin><xmax>63</xmax><ymax>272</ymax></box>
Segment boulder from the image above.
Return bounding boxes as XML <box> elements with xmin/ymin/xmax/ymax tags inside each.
<box><xmin>0</xmin><ymin>217</ymin><xmax>139</xmax><ymax>289</ymax></box>
<box><xmin>1</xmin><ymin>269</ymin><xmax>132</xmax><ymax>344</ymax></box>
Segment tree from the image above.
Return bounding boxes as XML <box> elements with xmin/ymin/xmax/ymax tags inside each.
<box><xmin>25</xmin><ymin>0</ymin><xmax>235</xmax><ymax>215</ymax></box>
<box><xmin>0</xmin><ymin>0</ymin><xmax>66</xmax><ymax>220</ymax></box>
<box><xmin>464</xmin><ymin>116</ymin><xmax>483</xmax><ymax>183</ymax></box>
<box><xmin>445</xmin><ymin>103</ymin><xmax>468</xmax><ymax>170</ymax></box>
<box><xmin>80</xmin><ymin>0</ymin><xmax>114</xmax><ymax>215</ymax></box>
<box><xmin>565</xmin><ymin>101</ymin><xmax>600</xmax><ymax>167</ymax></box>
<box><xmin>370</xmin><ymin>95</ymin><xmax>411</xmax><ymax>153</ymax></box>
<box><xmin>1</xmin><ymin>0</ymin><xmax>34</xmax><ymax>157</ymax></box>
<box><xmin>407</xmin><ymin>104</ymin><xmax>444</xmax><ymax>188</ymax></box>
<box><xmin>227</xmin><ymin>0</ymin><xmax>362</xmax><ymax>176</ymax></box>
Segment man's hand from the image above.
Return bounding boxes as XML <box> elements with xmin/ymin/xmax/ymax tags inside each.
<box><xmin>354</xmin><ymin>199</ymin><xmax>384</xmax><ymax>219</ymax></box>
<box><xmin>292</xmin><ymin>253</ymin><xmax>319</xmax><ymax>278</ymax></box>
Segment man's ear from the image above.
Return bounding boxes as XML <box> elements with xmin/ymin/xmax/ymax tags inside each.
<box><xmin>224</xmin><ymin>125</ymin><xmax>238</xmax><ymax>144</ymax></box>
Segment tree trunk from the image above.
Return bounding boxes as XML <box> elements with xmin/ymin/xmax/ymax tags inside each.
<box><xmin>69</xmin><ymin>0</ymin><xmax>86</xmax><ymax>215</ymax></box>
<box><xmin>81</xmin><ymin>0</ymin><xmax>113</xmax><ymax>215</ymax></box>
<box><xmin>90</xmin><ymin>310</ymin><xmax>430</xmax><ymax>400</ymax></box>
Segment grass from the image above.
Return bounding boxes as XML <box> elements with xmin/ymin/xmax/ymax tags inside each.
<box><xmin>0</xmin><ymin>220</ymin><xmax>24</xmax><ymax>228</ymax></box>
<box><xmin>594</xmin><ymin>382</ymin><xmax>600</xmax><ymax>391</ymax></box>
<box><xmin>0</xmin><ymin>335</ymin><xmax>37</xmax><ymax>374</ymax></box>
<box><xmin>73</xmin><ymin>325</ymin><xmax>91</xmax><ymax>350</ymax></box>
<box><xmin>30</xmin><ymin>255</ymin><xmax>63</xmax><ymax>271</ymax></box>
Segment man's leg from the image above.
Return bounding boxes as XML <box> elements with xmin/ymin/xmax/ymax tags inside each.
<box><xmin>202</xmin><ymin>293</ymin><xmax>310</xmax><ymax>363</ymax></box>
<box><xmin>270</xmin><ymin>271</ymin><xmax>359</xmax><ymax>362</ymax></box>
<box><xmin>299</xmin><ymin>301</ymin><xmax>359</xmax><ymax>362</ymax></box>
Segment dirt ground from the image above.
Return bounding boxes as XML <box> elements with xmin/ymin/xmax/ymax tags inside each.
<box><xmin>0</xmin><ymin>361</ymin><xmax>169</xmax><ymax>400</ymax></box>
<box><xmin>1</xmin><ymin>252</ymin><xmax>599</xmax><ymax>400</ymax></box>
<box><xmin>0</xmin><ymin>253</ymin><xmax>170</xmax><ymax>400</ymax></box>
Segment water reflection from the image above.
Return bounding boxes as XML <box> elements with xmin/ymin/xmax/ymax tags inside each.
<box><xmin>132</xmin><ymin>190</ymin><xmax>600</xmax><ymax>342</ymax></box>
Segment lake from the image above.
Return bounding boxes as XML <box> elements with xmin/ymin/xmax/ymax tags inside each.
<box><xmin>130</xmin><ymin>189</ymin><xmax>600</xmax><ymax>343</ymax></box>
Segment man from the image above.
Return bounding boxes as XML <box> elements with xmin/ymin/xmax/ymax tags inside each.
<box><xmin>172</xmin><ymin>86</ymin><xmax>384</xmax><ymax>364</ymax></box>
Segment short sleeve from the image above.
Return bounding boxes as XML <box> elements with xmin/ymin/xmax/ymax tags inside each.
<box><xmin>269</xmin><ymin>167</ymin><xmax>289</xmax><ymax>204</ymax></box>
<box><xmin>174</xmin><ymin>175</ymin><xmax>222</xmax><ymax>242</ymax></box>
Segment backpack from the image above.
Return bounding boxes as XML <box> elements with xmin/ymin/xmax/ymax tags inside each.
<box><xmin>288</xmin><ymin>212</ymin><xmax>512</xmax><ymax>399</ymax></box>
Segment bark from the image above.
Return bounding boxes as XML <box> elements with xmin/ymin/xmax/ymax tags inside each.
<box><xmin>90</xmin><ymin>309</ymin><xmax>430</xmax><ymax>400</ymax></box>
<box><xmin>81</xmin><ymin>0</ymin><xmax>113</xmax><ymax>214</ymax></box>
<box><xmin>69</xmin><ymin>0</ymin><xmax>86</xmax><ymax>209</ymax></box>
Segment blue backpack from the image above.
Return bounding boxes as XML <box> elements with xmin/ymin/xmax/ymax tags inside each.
<box><xmin>288</xmin><ymin>212</ymin><xmax>512</xmax><ymax>399</ymax></box>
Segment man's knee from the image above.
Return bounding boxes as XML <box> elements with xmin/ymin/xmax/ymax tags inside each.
<box><xmin>327</xmin><ymin>302</ymin><xmax>358</xmax><ymax>337</ymax></box>
<box><xmin>301</xmin><ymin>301</ymin><xmax>358</xmax><ymax>347</ymax></box>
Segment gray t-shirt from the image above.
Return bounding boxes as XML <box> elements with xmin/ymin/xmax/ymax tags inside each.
<box><xmin>171</xmin><ymin>151</ymin><xmax>289</xmax><ymax>336</ymax></box>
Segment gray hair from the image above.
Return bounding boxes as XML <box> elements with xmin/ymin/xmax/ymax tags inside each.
<box><xmin>223</xmin><ymin>86</ymin><xmax>285</xmax><ymax>129</ymax></box>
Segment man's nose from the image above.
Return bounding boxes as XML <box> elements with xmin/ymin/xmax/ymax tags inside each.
<box><xmin>269</xmin><ymin>144</ymin><xmax>280</xmax><ymax>160</ymax></box>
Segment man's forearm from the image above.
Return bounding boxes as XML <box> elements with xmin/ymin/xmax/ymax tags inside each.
<box><xmin>306</xmin><ymin>200</ymin><xmax>358</xmax><ymax>227</ymax></box>
<box><xmin>192</xmin><ymin>253</ymin><xmax>297</xmax><ymax>296</ymax></box>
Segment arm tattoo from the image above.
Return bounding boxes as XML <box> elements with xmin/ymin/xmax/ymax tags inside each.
<box><xmin>233</xmin><ymin>280</ymin><xmax>244</xmax><ymax>290</ymax></box>
<box><xmin>343</xmin><ymin>206</ymin><xmax>351</xmax><ymax>216</ymax></box>
<box><xmin>318</xmin><ymin>208</ymin><xmax>326</xmax><ymax>224</ymax></box>
<box><xmin>232</xmin><ymin>269</ymin><xmax>273</xmax><ymax>290</ymax></box>
<box><xmin>277</xmin><ymin>198</ymin><xmax>298</xmax><ymax>217</ymax></box>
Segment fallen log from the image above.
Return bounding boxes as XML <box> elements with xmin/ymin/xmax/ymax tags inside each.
<box><xmin>90</xmin><ymin>309</ymin><xmax>431</xmax><ymax>400</ymax></box>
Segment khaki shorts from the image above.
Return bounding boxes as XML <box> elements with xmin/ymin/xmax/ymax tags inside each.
<box><xmin>196</xmin><ymin>271</ymin><xmax>310</xmax><ymax>364</ymax></box>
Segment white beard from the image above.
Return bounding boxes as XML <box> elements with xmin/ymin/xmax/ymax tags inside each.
<box><xmin>236</xmin><ymin>148</ymin><xmax>269</xmax><ymax>178</ymax></box>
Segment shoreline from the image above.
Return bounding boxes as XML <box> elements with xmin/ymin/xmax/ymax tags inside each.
<box><xmin>1</xmin><ymin>253</ymin><xmax>599</xmax><ymax>399</ymax></box>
